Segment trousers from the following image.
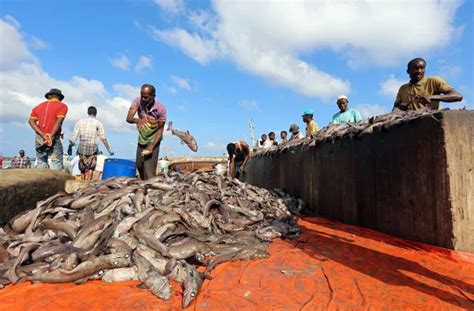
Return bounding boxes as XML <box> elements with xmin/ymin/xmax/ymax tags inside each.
<box><xmin>136</xmin><ymin>143</ymin><xmax>160</xmax><ymax>180</ymax></box>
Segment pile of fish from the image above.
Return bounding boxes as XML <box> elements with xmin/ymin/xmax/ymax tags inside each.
<box><xmin>0</xmin><ymin>172</ymin><xmax>300</xmax><ymax>307</ymax></box>
<box><xmin>255</xmin><ymin>108</ymin><xmax>446</xmax><ymax>155</ymax></box>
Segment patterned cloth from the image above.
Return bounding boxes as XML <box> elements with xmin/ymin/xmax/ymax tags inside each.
<box><xmin>10</xmin><ymin>156</ymin><xmax>31</xmax><ymax>168</ymax></box>
<box><xmin>70</xmin><ymin>117</ymin><xmax>106</xmax><ymax>156</ymax></box>
<box><xmin>79</xmin><ymin>154</ymin><xmax>97</xmax><ymax>174</ymax></box>
<box><xmin>130</xmin><ymin>97</ymin><xmax>167</xmax><ymax>145</ymax></box>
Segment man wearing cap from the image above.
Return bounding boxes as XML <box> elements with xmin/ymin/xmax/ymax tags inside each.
<box><xmin>393</xmin><ymin>58</ymin><xmax>463</xmax><ymax>111</ymax></box>
<box><xmin>126</xmin><ymin>84</ymin><xmax>166</xmax><ymax>180</ymax></box>
<box><xmin>28</xmin><ymin>88</ymin><xmax>68</xmax><ymax>169</ymax></box>
<box><xmin>69</xmin><ymin>106</ymin><xmax>114</xmax><ymax>180</ymax></box>
<box><xmin>289</xmin><ymin>124</ymin><xmax>304</xmax><ymax>141</ymax></box>
<box><xmin>332</xmin><ymin>95</ymin><xmax>362</xmax><ymax>125</ymax></box>
<box><xmin>302</xmin><ymin>109</ymin><xmax>318</xmax><ymax>137</ymax></box>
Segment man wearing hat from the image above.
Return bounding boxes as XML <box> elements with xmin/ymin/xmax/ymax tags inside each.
<box><xmin>288</xmin><ymin>124</ymin><xmax>304</xmax><ymax>141</ymax></box>
<box><xmin>332</xmin><ymin>95</ymin><xmax>362</xmax><ymax>125</ymax></box>
<box><xmin>302</xmin><ymin>109</ymin><xmax>318</xmax><ymax>137</ymax></box>
<box><xmin>28</xmin><ymin>88</ymin><xmax>68</xmax><ymax>169</ymax></box>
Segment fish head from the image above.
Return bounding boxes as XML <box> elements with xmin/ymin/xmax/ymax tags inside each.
<box><xmin>182</xmin><ymin>268</ymin><xmax>203</xmax><ymax>308</ymax></box>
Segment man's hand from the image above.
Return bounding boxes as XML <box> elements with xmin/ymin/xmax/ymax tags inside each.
<box><xmin>416</xmin><ymin>95</ymin><xmax>432</xmax><ymax>106</ymax></box>
<box><xmin>141</xmin><ymin>146</ymin><xmax>153</xmax><ymax>157</ymax></box>
<box><xmin>43</xmin><ymin>134</ymin><xmax>52</xmax><ymax>147</ymax></box>
<box><xmin>135</xmin><ymin>118</ymin><xmax>146</xmax><ymax>129</ymax></box>
<box><xmin>238</xmin><ymin>166</ymin><xmax>244</xmax><ymax>174</ymax></box>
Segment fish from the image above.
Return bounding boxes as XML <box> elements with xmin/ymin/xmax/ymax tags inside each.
<box><xmin>167</xmin><ymin>121</ymin><xmax>198</xmax><ymax>152</ymax></box>
<box><xmin>35</xmin><ymin>254</ymin><xmax>131</xmax><ymax>283</ymax></box>
<box><xmin>1</xmin><ymin>171</ymin><xmax>301</xmax><ymax>305</ymax></box>
<box><xmin>182</xmin><ymin>265</ymin><xmax>204</xmax><ymax>308</ymax></box>
<box><xmin>102</xmin><ymin>266</ymin><xmax>138</xmax><ymax>282</ymax></box>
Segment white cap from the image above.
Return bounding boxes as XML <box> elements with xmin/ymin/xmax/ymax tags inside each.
<box><xmin>337</xmin><ymin>95</ymin><xmax>348</xmax><ymax>101</ymax></box>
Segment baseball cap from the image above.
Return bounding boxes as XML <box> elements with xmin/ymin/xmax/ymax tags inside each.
<box><xmin>301</xmin><ymin>108</ymin><xmax>314</xmax><ymax>116</ymax></box>
<box><xmin>289</xmin><ymin>123</ymin><xmax>299</xmax><ymax>133</ymax></box>
<box><xmin>337</xmin><ymin>95</ymin><xmax>348</xmax><ymax>101</ymax></box>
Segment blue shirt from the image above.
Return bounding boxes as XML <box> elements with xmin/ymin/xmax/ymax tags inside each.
<box><xmin>332</xmin><ymin>109</ymin><xmax>362</xmax><ymax>125</ymax></box>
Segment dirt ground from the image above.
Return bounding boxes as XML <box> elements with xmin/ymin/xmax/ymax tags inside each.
<box><xmin>0</xmin><ymin>169</ymin><xmax>72</xmax><ymax>224</ymax></box>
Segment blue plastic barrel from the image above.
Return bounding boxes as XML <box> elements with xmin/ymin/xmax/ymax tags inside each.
<box><xmin>102</xmin><ymin>158</ymin><xmax>136</xmax><ymax>180</ymax></box>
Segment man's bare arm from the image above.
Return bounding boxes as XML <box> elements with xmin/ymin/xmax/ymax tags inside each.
<box><xmin>146</xmin><ymin>121</ymin><xmax>165</xmax><ymax>152</ymax></box>
<box><xmin>126</xmin><ymin>106</ymin><xmax>145</xmax><ymax>129</ymax></box>
<box><xmin>417</xmin><ymin>88</ymin><xmax>463</xmax><ymax>106</ymax></box>
<box><xmin>50</xmin><ymin>118</ymin><xmax>64</xmax><ymax>138</ymax></box>
<box><xmin>28</xmin><ymin>119</ymin><xmax>44</xmax><ymax>137</ymax></box>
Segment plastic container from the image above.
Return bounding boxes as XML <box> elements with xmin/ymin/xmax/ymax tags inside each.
<box><xmin>102</xmin><ymin>158</ymin><xmax>136</xmax><ymax>180</ymax></box>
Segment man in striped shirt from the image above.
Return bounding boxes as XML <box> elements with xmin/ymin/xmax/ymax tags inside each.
<box><xmin>69</xmin><ymin>106</ymin><xmax>114</xmax><ymax>180</ymax></box>
<box><xmin>126</xmin><ymin>84</ymin><xmax>166</xmax><ymax>180</ymax></box>
<box><xmin>29</xmin><ymin>88</ymin><xmax>68</xmax><ymax>170</ymax></box>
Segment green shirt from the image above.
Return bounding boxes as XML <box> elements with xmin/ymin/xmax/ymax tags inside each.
<box><xmin>332</xmin><ymin>109</ymin><xmax>362</xmax><ymax>125</ymax></box>
<box><xmin>394</xmin><ymin>76</ymin><xmax>451</xmax><ymax>110</ymax></box>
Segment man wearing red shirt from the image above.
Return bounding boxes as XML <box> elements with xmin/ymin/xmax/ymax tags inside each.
<box><xmin>29</xmin><ymin>88</ymin><xmax>68</xmax><ymax>170</ymax></box>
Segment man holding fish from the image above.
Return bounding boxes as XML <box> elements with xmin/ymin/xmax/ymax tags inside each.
<box><xmin>126</xmin><ymin>84</ymin><xmax>167</xmax><ymax>180</ymax></box>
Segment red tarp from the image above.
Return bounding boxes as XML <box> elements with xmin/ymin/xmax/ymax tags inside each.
<box><xmin>1</xmin><ymin>217</ymin><xmax>473</xmax><ymax>310</ymax></box>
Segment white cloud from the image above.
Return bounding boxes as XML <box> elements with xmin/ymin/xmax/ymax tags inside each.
<box><xmin>154</xmin><ymin>0</ymin><xmax>184</xmax><ymax>15</ymax></box>
<box><xmin>30</xmin><ymin>36</ymin><xmax>48</xmax><ymax>50</ymax></box>
<box><xmin>206</xmin><ymin>142</ymin><xmax>226</xmax><ymax>152</ymax></box>
<box><xmin>113</xmin><ymin>83</ymin><xmax>140</xmax><ymax>99</ymax></box>
<box><xmin>110</xmin><ymin>54</ymin><xmax>131</xmax><ymax>71</ymax></box>
<box><xmin>187</xmin><ymin>10</ymin><xmax>217</xmax><ymax>33</ymax></box>
<box><xmin>436</xmin><ymin>64</ymin><xmax>462</xmax><ymax>81</ymax></box>
<box><xmin>355</xmin><ymin>104</ymin><xmax>389</xmax><ymax>119</ymax></box>
<box><xmin>149</xmin><ymin>1</ymin><xmax>462</xmax><ymax>101</ymax></box>
<box><xmin>0</xmin><ymin>21</ymin><xmax>136</xmax><ymax>133</ymax></box>
<box><xmin>239</xmin><ymin>99</ymin><xmax>261</xmax><ymax>112</ymax></box>
<box><xmin>150</xmin><ymin>27</ymin><xmax>221</xmax><ymax>65</ymax></box>
<box><xmin>11</xmin><ymin>121</ymin><xmax>28</xmax><ymax>129</ymax></box>
<box><xmin>3</xmin><ymin>15</ymin><xmax>20</xmax><ymax>28</ymax></box>
<box><xmin>168</xmin><ymin>87</ymin><xmax>177</xmax><ymax>94</ymax></box>
<box><xmin>177</xmin><ymin>105</ymin><xmax>187</xmax><ymax>112</ymax></box>
<box><xmin>171</xmin><ymin>75</ymin><xmax>191</xmax><ymax>90</ymax></box>
<box><xmin>135</xmin><ymin>55</ymin><xmax>153</xmax><ymax>72</ymax></box>
<box><xmin>379</xmin><ymin>75</ymin><xmax>406</xmax><ymax>98</ymax></box>
<box><xmin>0</xmin><ymin>17</ymin><xmax>36</xmax><ymax>70</ymax></box>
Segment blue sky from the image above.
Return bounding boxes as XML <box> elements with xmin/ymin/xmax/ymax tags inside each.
<box><xmin>0</xmin><ymin>0</ymin><xmax>473</xmax><ymax>159</ymax></box>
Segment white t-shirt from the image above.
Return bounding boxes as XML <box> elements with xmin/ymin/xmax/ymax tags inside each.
<box><xmin>95</xmin><ymin>154</ymin><xmax>108</xmax><ymax>172</ymax></box>
<box><xmin>289</xmin><ymin>132</ymin><xmax>305</xmax><ymax>141</ymax></box>
<box><xmin>261</xmin><ymin>139</ymin><xmax>273</xmax><ymax>149</ymax></box>
<box><xmin>70</xmin><ymin>155</ymin><xmax>81</xmax><ymax>176</ymax></box>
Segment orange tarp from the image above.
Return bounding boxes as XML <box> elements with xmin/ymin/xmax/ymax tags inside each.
<box><xmin>1</xmin><ymin>217</ymin><xmax>473</xmax><ymax>310</ymax></box>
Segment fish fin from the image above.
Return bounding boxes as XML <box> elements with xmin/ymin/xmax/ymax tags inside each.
<box><xmin>186</xmin><ymin>130</ymin><xmax>190</xmax><ymax>135</ymax></box>
<box><xmin>180</xmin><ymin>140</ymin><xmax>185</xmax><ymax>145</ymax></box>
<box><xmin>137</xmin><ymin>283</ymin><xmax>147</xmax><ymax>289</ymax></box>
<box><xmin>166</xmin><ymin>121</ymin><xmax>173</xmax><ymax>131</ymax></box>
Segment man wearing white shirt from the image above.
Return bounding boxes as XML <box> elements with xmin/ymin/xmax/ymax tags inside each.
<box><xmin>93</xmin><ymin>151</ymin><xmax>108</xmax><ymax>180</ymax></box>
